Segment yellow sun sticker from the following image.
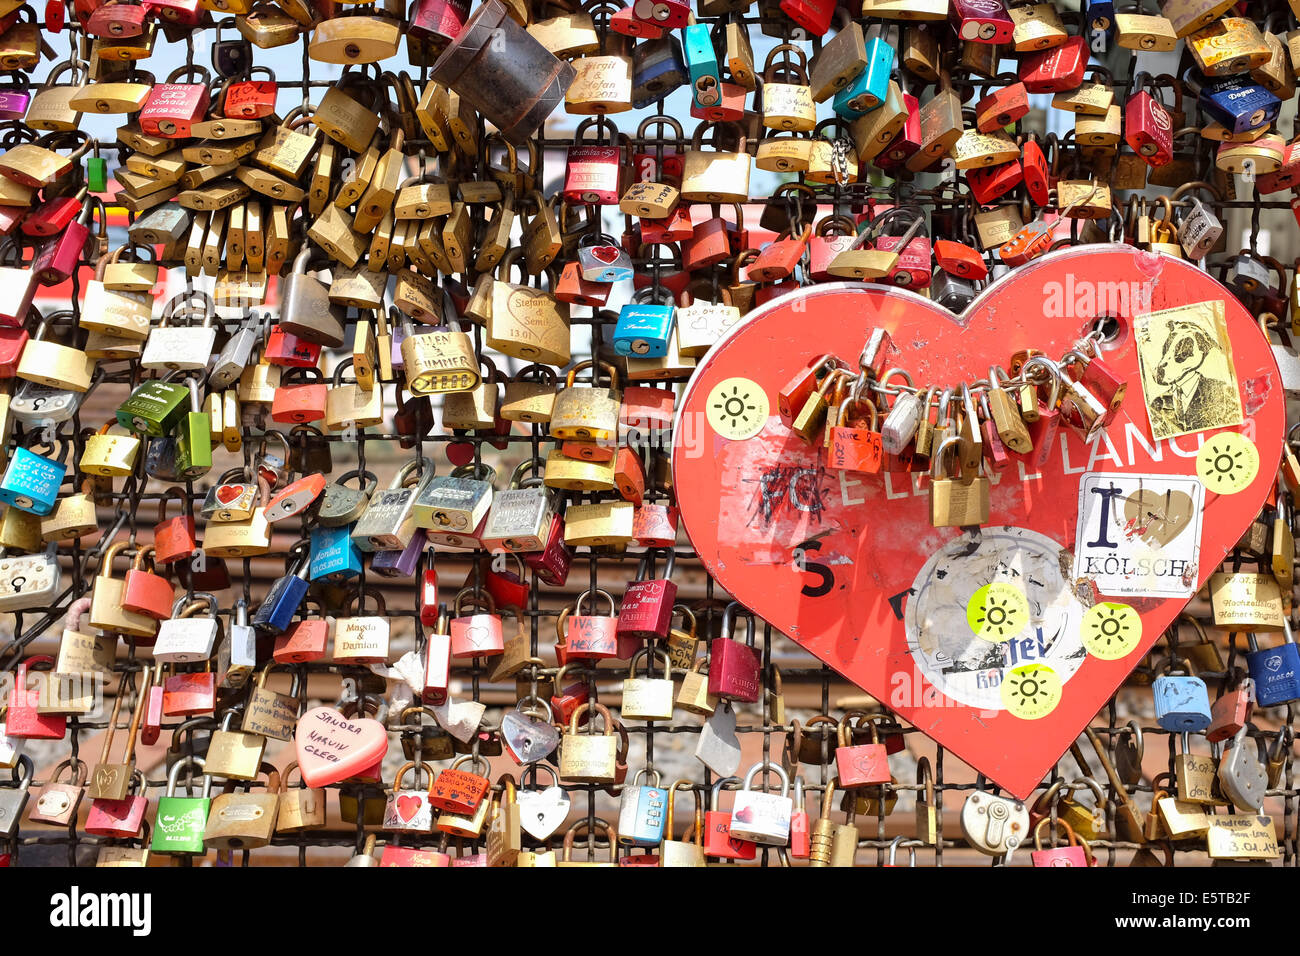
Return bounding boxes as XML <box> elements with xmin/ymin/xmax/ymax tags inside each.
<box><xmin>1081</xmin><ymin>601</ymin><xmax>1142</xmax><ymax>660</ymax></box>
<box><xmin>706</xmin><ymin>377</ymin><xmax>769</xmax><ymax>441</ymax></box>
<box><xmin>967</xmin><ymin>582</ymin><xmax>1030</xmax><ymax>643</ymax></box>
<box><xmin>1001</xmin><ymin>663</ymin><xmax>1062</xmax><ymax>719</ymax></box>
<box><xmin>1196</xmin><ymin>431</ymin><xmax>1259</xmax><ymax>495</ymax></box>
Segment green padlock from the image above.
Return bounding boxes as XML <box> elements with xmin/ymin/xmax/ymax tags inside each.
<box><xmin>174</xmin><ymin>376</ymin><xmax>213</xmax><ymax>480</ymax></box>
<box><xmin>116</xmin><ymin>375</ymin><xmax>191</xmax><ymax>437</ymax></box>
<box><xmin>151</xmin><ymin>756</ymin><xmax>212</xmax><ymax>855</ymax></box>
<box><xmin>85</xmin><ymin>155</ymin><xmax>108</xmax><ymax>194</ymax></box>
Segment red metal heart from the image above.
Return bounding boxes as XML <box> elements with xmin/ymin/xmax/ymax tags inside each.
<box><xmin>215</xmin><ymin>484</ymin><xmax>242</xmax><ymax>505</ymax></box>
<box><xmin>396</xmin><ymin>794</ymin><xmax>423</xmax><ymax>822</ymax></box>
<box><xmin>673</xmin><ymin>247</ymin><xmax>1285</xmax><ymax>798</ymax></box>
<box><xmin>591</xmin><ymin>245</ymin><xmax>620</xmax><ymax>264</ymax></box>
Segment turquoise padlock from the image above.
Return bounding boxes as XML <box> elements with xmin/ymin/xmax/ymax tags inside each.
<box><xmin>0</xmin><ymin>441</ymin><xmax>67</xmax><ymax>515</ymax></box>
<box><xmin>310</xmin><ymin>524</ymin><xmax>363</xmax><ymax>582</ymax></box>
<box><xmin>833</xmin><ymin>26</ymin><xmax>894</xmax><ymax>119</ymax></box>
<box><xmin>683</xmin><ymin>23</ymin><xmax>721</xmax><ymax>108</ymax></box>
<box><xmin>614</xmin><ymin>289</ymin><xmax>676</xmax><ymax>358</ymax></box>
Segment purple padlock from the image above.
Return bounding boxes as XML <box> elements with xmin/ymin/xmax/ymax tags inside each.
<box><xmin>0</xmin><ymin>90</ymin><xmax>31</xmax><ymax>120</ymax></box>
<box><xmin>370</xmin><ymin>528</ymin><xmax>428</xmax><ymax>578</ymax></box>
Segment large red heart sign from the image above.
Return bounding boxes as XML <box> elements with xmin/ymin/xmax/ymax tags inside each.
<box><xmin>673</xmin><ymin>245</ymin><xmax>1285</xmax><ymax>798</ymax></box>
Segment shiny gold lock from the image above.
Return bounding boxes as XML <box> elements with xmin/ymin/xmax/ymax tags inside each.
<box><xmin>549</xmin><ymin>360</ymin><xmax>621</xmax><ymax>441</ymax></box>
<box><xmin>563</xmin><ymin>500</ymin><xmax>636</xmax><ymax>547</ymax></box>
<box><xmin>1075</xmin><ymin>104</ymin><xmax>1122</xmax><ymax>145</ymax></box>
<box><xmin>1209</xmin><ymin>571</ymin><xmax>1285</xmax><ymax>630</ymax></box>
<box><xmin>1188</xmin><ymin>16</ymin><xmax>1270</xmax><ymax>75</ymax></box>
<box><xmin>442</xmin><ymin>363</ymin><xmax>500</xmax><ymax>430</ymax></box>
<box><xmin>565</xmin><ymin>50</ymin><xmax>634</xmax><ymax>114</ymax></box>
<box><xmin>308</xmin><ymin>14</ymin><xmax>402</xmax><ymax>63</ymax></box>
<box><xmin>401</xmin><ymin>325</ymin><xmax>479</xmax><ymax>395</ymax></box>
<box><xmin>80</xmin><ymin>420</ymin><xmax>140</xmax><ymax>477</ymax></box>
<box><xmin>1114</xmin><ymin>2</ymin><xmax>1178</xmax><ymax>51</ymax></box>
<box><xmin>1009</xmin><ymin>1</ymin><xmax>1067</xmax><ymax>50</ymax></box>
<box><xmin>761</xmin><ymin>43</ymin><xmax>817</xmax><ymax>132</ymax></box>
<box><xmin>543</xmin><ymin>448</ymin><xmax>617</xmax><ymax>492</ymax></box>
<box><xmin>681</xmin><ymin>121</ymin><xmax>751</xmax><ymax>203</ymax></box>
<box><xmin>849</xmin><ymin>81</ymin><xmax>906</xmax><ymax>161</ymax></box>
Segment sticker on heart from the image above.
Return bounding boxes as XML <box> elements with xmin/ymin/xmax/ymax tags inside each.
<box><xmin>673</xmin><ymin>246</ymin><xmax>1284</xmax><ymax>798</ymax></box>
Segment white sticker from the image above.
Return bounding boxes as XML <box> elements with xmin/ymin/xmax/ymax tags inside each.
<box><xmin>1073</xmin><ymin>472</ymin><xmax>1203</xmax><ymax>599</ymax></box>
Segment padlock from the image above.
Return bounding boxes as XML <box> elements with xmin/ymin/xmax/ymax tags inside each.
<box><xmin>561</xmin><ymin>589</ymin><xmax>621</xmax><ymax>660</ymax></box>
<box><xmin>151</xmin><ymin>756</ymin><xmax>212</xmax><ymax>855</ymax></box>
<box><xmin>621</xmin><ymin>647</ymin><xmax>675</xmax><ymax>722</ymax></box>
<box><xmin>959</xmin><ymin>776</ymin><xmax>1030</xmax><ymax>859</ymax></box>
<box><xmin>27</xmin><ymin>757</ymin><xmax>88</xmax><ymax>828</ymax></box>
<box><xmin>835</xmin><ymin>712</ymin><xmax>892</xmax><ymax>788</ymax></box>
<box><xmin>729</xmin><ymin>762</ymin><xmax>792</xmax><ymax>845</ymax></box>
<box><xmin>89</xmin><ymin>542</ymin><xmax>158</xmax><ymax>640</ymax></box>
<box><xmin>560</xmin><ymin>702</ymin><xmax>619</xmax><ymax>784</ymax></box>
<box><xmin>352</xmin><ymin>458</ymin><xmax>436</xmax><ymax>553</ymax></box>
<box><xmin>141</xmin><ymin>291</ymin><xmax>219</xmax><ymax>372</ymax></box>
<box><xmin>1246</xmin><ymin>621</ymin><xmax>1300</xmax><ymax>707</ymax></box>
<box><xmin>121</xmin><ymin>546</ymin><xmax>174</xmax><ymax>621</ymax></box>
<box><xmin>709</xmin><ymin>602</ymin><xmax>761</xmax><ymax>702</ymax></box>
<box><xmin>1030</xmin><ymin>818</ymin><xmax>1091</xmax><ymax>867</ymax></box>
<box><xmin>332</xmin><ymin>589</ymin><xmax>391</xmax><ymax>665</ymax></box>
<box><xmin>1217</xmin><ymin>723</ymin><xmax>1270</xmax><ymax>812</ymax></box>
<box><xmin>617</xmin><ymin>549</ymin><xmax>679</xmax><ymax>641</ymax></box>
<box><xmin>449</xmin><ymin>588</ymin><xmax>505</xmax><ymax>659</ymax></box>
<box><xmin>204</xmin><ymin>763</ymin><xmax>281</xmax><ymax>849</ymax></box>
<box><xmin>1153</xmin><ymin>658</ymin><xmax>1213</xmax><ymax>732</ymax></box>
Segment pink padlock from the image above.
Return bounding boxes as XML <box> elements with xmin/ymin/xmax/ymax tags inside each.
<box><xmin>449</xmin><ymin>588</ymin><xmax>505</xmax><ymax>659</ymax></box>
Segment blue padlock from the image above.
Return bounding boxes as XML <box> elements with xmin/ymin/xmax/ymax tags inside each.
<box><xmin>614</xmin><ymin>289</ymin><xmax>676</xmax><ymax>357</ymax></box>
<box><xmin>617</xmin><ymin>768</ymin><xmax>668</xmax><ymax>847</ymax></box>
<box><xmin>832</xmin><ymin>26</ymin><xmax>893</xmax><ymax>120</ymax></box>
<box><xmin>145</xmin><ymin>434</ymin><xmax>183</xmax><ymax>482</ymax></box>
<box><xmin>1153</xmin><ymin>668</ymin><xmax>1212</xmax><ymax>732</ymax></box>
<box><xmin>1247</xmin><ymin>622</ymin><xmax>1300</xmax><ymax>707</ymax></box>
<box><xmin>632</xmin><ymin>35</ymin><xmax>687</xmax><ymax>108</ymax></box>
<box><xmin>252</xmin><ymin>547</ymin><xmax>312</xmax><ymax>634</ymax></box>
<box><xmin>0</xmin><ymin>442</ymin><xmax>67</xmax><ymax>515</ymax></box>
<box><xmin>1085</xmin><ymin>0</ymin><xmax>1114</xmax><ymax>37</ymax></box>
<box><xmin>683</xmin><ymin>22</ymin><xmax>721</xmax><ymax>108</ymax></box>
<box><xmin>1186</xmin><ymin>70</ymin><xmax>1280</xmax><ymax>134</ymax></box>
<box><xmin>310</xmin><ymin>524</ymin><xmax>363</xmax><ymax>583</ymax></box>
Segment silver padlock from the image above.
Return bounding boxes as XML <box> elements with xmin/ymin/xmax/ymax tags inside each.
<box><xmin>577</xmin><ymin>232</ymin><xmax>635</xmax><ymax>283</ymax></box>
<box><xmin>1178</xmin><ymin>197</ymin><xmax>1223</xmax><ymax>261</ymax></box>
<box><xmin>11</xmin><ymin>380</ymin><xmax>85</xmax><ymax>424</ymax></box>
<box><xmin>478</xmin><ymin>460</ymin><xmax>555</xmax><ymax>553</ymax></box>
<box><xmin>209</xmin><ymin>311</ymin><xmax>266</xmax><ymax>391</ymax></box>
<box><xmin>0</xmin><ymin>542</ymin><xmax>60</xmax><ymax>611</ymax></box>
<box><xmin>959</xmin><ymin>776</ymin><xmax>1030</xmax><ymax>861</ymax></box>
<box><xmin>153</xmin><ymin>593</ymin><xmax>222</xmax><ymax>663</ymax></box>
<box><xmin>879</xmin><ymin>368</ymin><xmax>922</xmax><ymax>455</ymax></box>
<box><xmin>1218</xmin><ymin>723</ymin><xmax>1270</xmax><ymax>811</ymax></box>
<box><xmin>0</xmin><ymin>756</ymin><xmax>34</xmax><ymax>838</ymax></box>
<box><xmin>931</xmin><ymin>270</ymin><xmax>978</xmax><ymax>312</ymax></box>
<box><xmin>351</xmin><ymin>458</ymin><xmax>435</xmax><ymax>552</ymax></box>
<box><xmin>413</xmin><ymin>462</ymin><xmax>494</xmax><ymax>547</ymax></box>
<box><xmin>142</xmin><ymin>290</ymin><xmax>219</xmax><ymax>372</ymax></box>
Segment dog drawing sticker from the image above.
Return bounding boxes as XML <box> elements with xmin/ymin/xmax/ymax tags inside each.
<box><xmin>1134</xmin><ymin>300</ymin><xmax>1244</xmax><ymax>441</ymax></box>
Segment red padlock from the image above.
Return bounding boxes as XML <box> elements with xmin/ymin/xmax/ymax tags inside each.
<box><xmin>85</xmin><ymin>772</ymin><xmax>148</xmax><ymax>838</ymax></box>
<box><xmin>562</xmin><ymin>589</ymin><xmax>620</xmax><ymax>660</ymax></box>
<box><xmin>975</xmin><ymin>74</ymin><xmax>1029</xmax><ymax>132</ymax></box>
<box><xmin>968</xmin><ymin>158</ymin><xmax>1023</xmax><ymax>204</ymax></box>
<box><xmin>827</xmin><ymin>394</ymin><xmax>884</xmax><ymax>474</ymax></box>
<box><xmin>1030</xmin><ymin>818</ymin><xmax>1091</xmax><ymax>867</ymax></box>
<box><xmin>524</xmin><ymin>514</ymin><xmax>572</xmax><ymax>587</ymax></box>
<box><xmin>630</xmin><ymin>242</ymin><xmax>692</xmax><ymax>299</ymax></box>
<box><xmin>708</xmin><ymin>603</ymin><xmax>761</xmax><ymax>702</ymax></box>
<box><xmin>121</xmin><ymin>545</ymin><xmax>174</xmax><ymax>620</ymax></box>
<box><xmin>632</xmin><ymin>502</ymin><xmax>678</xmax><ymax>547</ymax></box>
<box><xmin>140</xmin><ymin>664</ymin><xmax>164</xmax><ymax>746</ymax></box>
<box><xmin>788</xmin><ymin>776</ymin><xmax>810</xmax><ymax>859</ymax></box>
<box><xmin>550</xmin><ymin>665</ymin><xmax>592</xmax><ymax>725</ymax></box>
<box><xmin>621</xmin><ymin>384</ymin><xmax>675</xmax><ymax>436</ymax></box>
<box><xmin>424</xmin><ymin>610</ymin><xmax>451</xmax><ymax>705</ymax></box>
<box><xmin>161</xmin><ymin>664</ymin><xmax>217</xmax><ymax>716</ymax></box>
<box><xmin>31</xmin><ymin>196</ymin><xmax>99</xmax><ymax>286</ymax></box>
<box><xmin>84</xmin><ymin>0</ymin><xmax>146</xmax><ymax>36</ymax></box>
<box><xmin>875</xmin><ymin>94</ymin><xmax>923</xmax><ymax>171</ymax></box>
<box><xmin>0</xmin><ymin>327</ymin><xmax>26</xmax><ymax>376</ymax></box>
<box><xmin>638</xmin><ymin>204</ymin><xmax>693</xmax><ymax>244</ymax></box>
<box><xmin>553</xmin><ymin>259</ymin><xmax>612</xmax><ymax>307</ymax></box>
<box><xmin>1021</xmin><ymin>135</ymin><xmax>1050</xmax><ymax>205</ymax></box>
<box><xmin>1019</xmin><ymin>34</ymin><xmax>1087</xmax><ymax>93</ymax></box>
<box><xmin>703</xmin><ymin>776</ymin><xmax>758</xmax><ymax>860</ymax></box>
<box><xmin>934</xmin><ymin>239</ymin><xmax>989</xmax><ymax>279</ymax></box>
<box><xmin>835</xmin><ymin>713</ymin><xmax>891</xmax><ymax>787</ymax></box>
<box><xmin>684</xmin><ymin>203</ymin><xmax>744</xmax><ymax>271</ymax></box>
<box><xmin>477</xmin><ymin>553</ymin><xmax>528</xmax><ymax>610</ymax></box>
<box><xmin>264</xmin><ymin>324</ymin><xmax>322</xmax><ymax>367</ymax></box>
<box><xmin>223</xmin><ymin>68</ymin><xmax>278</xmax><ymax>119</ymax></box>
<box><xmin>563</xmin><ymin>120</ymin><xmax>626</xmax><ymax>205</ymax></box>
<box><xmin>409</xmin><ymin>0</ymin><xmax>469</xmax><ymax>43</ymax></box>
<box><xmin>449</xmin><ymin>588</ymin><xmax>505</xmax><ymax>658</ymax></box>
<box><xmin>617</xmin><ymin>549</ymin><xmax>679</xmax><ymax>641</ymax></box>
<box><xmin>418</xmin><ymin>567</ymin><xmax>440</xmax><ymax>628</ymax></box>
<box><xmin>1207</xmin><ymin>670</ymin><xmax>1253</xmax><ymax>742</ymax></box>
<box><xmin>808</xmin><ymin>216</ymin><xmax>858</xmax><ymax>281</ymax></box>
<box><xmin>6</xmin><ymin>657</ymin><xmax>66</xmax><ymax>739</ymax></box>
<box><xmin>273</xmin><ymin>617</ymin><xmax>330</xmax><ymax>663</ymax></box>
<box><xmin>1124</xmin><ymin>72</ymin><xmax>1174</xmax><ymax>168</ymax></box>
<box><xmin>630</xmin><ymin>0</ymin><xmax>689</xmax><ymax>29</ymax></box>
<box><xmin>430</xmin><ymin>755</ymin><xmax>491</xmax><ymax>813</ymax></box>
<box><xmin>22</xmin><ymin>190</ymin><xmax>86</xmax><ymax>237</ymax></box>
<box><xmin>747</xmin><ymin>225</ymin><xmax>811</xmax><ymax>283</ymax></box>
<box><xmin>614</xmin><ymin>445</ymin><xmax>645</xmax><ymax>504</ymax></box>
<box><xmin>142</xmin><ymin>0</ymin><xmax>203</xmax><ymax>25</ymax></box>
<box><xmin>949</xmin><ymin>0</ymin><xmax>1013</xmax><ymax>42</ymax></box>
<box><xmin>139</xmin><ymin>66</ymin><xmax>212</xmax><ymax>139</ymax></box>
<box><xmin>271</xmin><ymin>367</ymin><xmax>328</xmax><ymax>424</ymax></box>
<box><xmin>611</xmin><ymin>3</ymin><xmax>662</xmax><ymax>37</ymax></box>
<box><xmin>692</xmin><ymin>81</ymin><xmax>748</xmax><ymax>123</ymax></box>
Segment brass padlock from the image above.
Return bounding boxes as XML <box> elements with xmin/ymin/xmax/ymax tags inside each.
<box><xmin>550</xmin><ymin>360</ymin><xmax>622</xmax><ymax>442</ymax></box>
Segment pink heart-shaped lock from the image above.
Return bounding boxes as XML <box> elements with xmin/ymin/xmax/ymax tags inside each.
<box><xmin>294</xmin><ymin>706</ymin><xmax>389</xmax><ymax>788</ymax></box>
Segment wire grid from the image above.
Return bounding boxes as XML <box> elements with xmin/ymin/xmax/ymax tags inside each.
<box><xmin>1</xmin><ymin>9</ymin><xmax>1298</xmax><ymax>867</ymax></box>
